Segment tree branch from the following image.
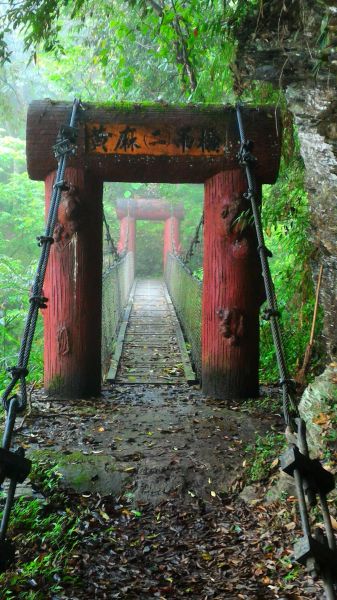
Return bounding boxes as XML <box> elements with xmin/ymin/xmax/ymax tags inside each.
<box><xmin>170</xmin><ymin>0</ymin><xmax>197</xmax><ymax>92</ymax></box>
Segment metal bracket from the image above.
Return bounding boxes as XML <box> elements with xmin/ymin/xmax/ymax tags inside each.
<box><xmin>53</xmin><ymin>125</ymin><xmax>78</xmax><ymax>159</ymax></box>
<box><xmin>280</xmin><ymin>445</ymin><xmax>335</xmax><ymax>496</ymax></box>
<box><xmin>0</xmin><ymin>540</ymin><xmax>15</xmax><ymax>572</ymax></box>
<box><xmin>36</xmin><ymin>235</ymin><xmax>54</xmax><ymax>247</ymax></box>
<box><xmin>262</xmin><ymin>308</ymin><xmax>280</xmax><ymax>321</ymax></box>
<box><xmin>29</xmin><ymin>295</ymin><xmax>48</xmax><ymax>309</ymax></box>
<box><xmin>0</xmin><ymin>448</ymin><xmax>31</xmax><ymax>485</ymax></box>
<box><xmin>6</xmin><ymin>366</ymin><xmax>28</xmax><ymax>380</ymax></box>
<box><xmin>237</xmin><ymin>140</ymin><xmax>257</xmax><ymax>166</ymax></box>
<box><xmin>294</xmin><ymin>534</ymin><xmax>337</xmax><ymax>574</ymax></box>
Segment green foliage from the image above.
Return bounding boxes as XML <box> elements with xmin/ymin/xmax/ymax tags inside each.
<box><xmin>0</xmin><ymin>133</ymin><xmax>44</xmax><ymax>394</ymax></box>
<box><xmin>245</xmin><ymin>431</ymin><xmax>285</xmax><ymax>483</ymax></box>
<box><xmin>193</xmin><ymin>267</ymin><xmax>203</xmax><ymax>281</ymax></box>
<box><xmin>1</xmin><ymin>0</ymin><xmax>239</xmax><ymax>102</ymax></box>
<box><xmin>259</xmin><ymin>128</ymin><xmax>321</xmax><ymax>382</ymax></box>
<box><xmin>136</xmin><ymin>220</ymin><xmax>163</xmax><ymax>277</ymax></box>
<box><xmin>0</xmin><ymin>462</ymin><xmax>79</xmax><ymax>598</ymax></box>
<box><xmin>243</xmin><ymin>395</ymin><xmax>282</xmax><ymax>415</ymax></box>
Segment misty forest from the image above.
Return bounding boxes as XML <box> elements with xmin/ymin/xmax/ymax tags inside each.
<box><xmin>0</xmin><ymin>1</ymin><xmax>337</xmax><ymax>599</ymax></box>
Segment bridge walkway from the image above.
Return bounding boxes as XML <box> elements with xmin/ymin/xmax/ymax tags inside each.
<box><xmin>107</xmin><ymin>279</ymin><xmax>195</xmax><ymax>385</ymax></box>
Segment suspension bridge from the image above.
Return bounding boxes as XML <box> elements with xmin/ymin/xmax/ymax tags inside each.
<box><xmin>0</xmin><ymin>100</ymin><xmax>336</xmax><ymax>598</ymax></box>
<box><xmin>26</xmin><ymin>100</ymin><xmax>280</xmax><ymax>400</ymax></box>
<box><xmin>101</xmin><ymin>196</ymin><xmax>198</xmax><ymax>385</ymax></box>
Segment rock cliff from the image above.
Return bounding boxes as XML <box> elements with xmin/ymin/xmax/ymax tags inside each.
<box><xmin>235</xmin><ymin>0</ymin><xmax>337</xmax><ymax>360</ymax></box>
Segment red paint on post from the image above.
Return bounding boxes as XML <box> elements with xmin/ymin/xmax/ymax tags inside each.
<box><xmin>43</xmin><ymin>168</ymin><xmax>103</xmax><ymax>397</ymax></box>
<box><xmin>117</xmin><ymin>216</ymin><xmax>136</xmax><ymax>254</ymax></box>
<box><xmin>163</xmin><ymin>216</ymin><xmax>181</xmax><ymax>268</ymax></box>
<box><xmin>127</xmin><ymin>218</ymin><xmax>136</xmax><ymax>254</ymax></box>
<box><xmin>202</xmin><ymin>170</ymin><xmax>265</xmax><ymax>400</ymax></box>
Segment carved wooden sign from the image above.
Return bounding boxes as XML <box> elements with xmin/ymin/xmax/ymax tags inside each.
<box><xmin>26</xmin><ymin>101</ymin><xmax>282</xmax><ymax>183</ymax></box>
<box><xmin>86</xmin><ymin>123</ymin><xmax>226</xmax><ymax>157</ymax></box>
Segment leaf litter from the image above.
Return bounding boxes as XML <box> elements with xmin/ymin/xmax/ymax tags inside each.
<box><xmin>0</xmin><ymin>383</ymin><xmax>328</xmax><ymax>599</ymax></box>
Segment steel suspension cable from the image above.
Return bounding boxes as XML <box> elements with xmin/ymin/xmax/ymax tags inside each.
<box><xmin>103</xmin><ymin>209</ymin><xmax>119</xmax><ymax>262</ymax></box>
<box><xmin>236</xmin><ymin>105</ymin><xmax>298</xmax><ymax>428</ymax></box>
<box><xmin>0</xmin><ymin>99</ymin><xmax>81</xmax><ymax>571</ymax></box>
<box><xmin>182</xmin><ymin>212</ymin><xmax>204</xmax><ymax>267</ymax></box>
<box><xmin>236</xmin><ymin>104</ymin><xmax>336</xmax><ymax>599</ymax></box>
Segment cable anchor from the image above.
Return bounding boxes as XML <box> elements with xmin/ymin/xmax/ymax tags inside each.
<box><xmin>53</xmin><ymin>125</ymin><xmax>78</xmax><ymax>159</ymax></box>
<box><xmin>29</xmin><ymin>295</ymin><xmax>48</xmax><ymax>309</ymax></box>
<box><xmin>237</xmin><ymin>140</ymin><xmax>257</xmax><ymax>166</ymax></box>
<box><xmin>36</xmin><ymin>235</ymin><xmax>54</xmax><ymax>247</ymax></box>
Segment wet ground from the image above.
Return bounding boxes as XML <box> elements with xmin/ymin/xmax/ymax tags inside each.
<box><xmin>1</xmin><ymin>383</ymin><xmax>325</xmax><ymax>599</ymax></box>
<box><xmin>14</xmin><ymin>384</ymin><xmax>270</xmax><ymax>503</ymax></box>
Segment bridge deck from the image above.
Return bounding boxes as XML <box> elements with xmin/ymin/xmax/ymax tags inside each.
<box><xmin>108</xmin><ymin>279</ymin><xmax>195</xmax><ymax>384</ymax></box>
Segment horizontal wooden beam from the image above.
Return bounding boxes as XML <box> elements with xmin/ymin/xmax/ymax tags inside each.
<box><xmin>116</xmin><ymin>198</ymin><xmax>184</xmax><ymax>221</ymax></box>
<box><xmin>26</xmin><ymin>100</ymin><xmax>282</xmax><ymax>184</ymax></box>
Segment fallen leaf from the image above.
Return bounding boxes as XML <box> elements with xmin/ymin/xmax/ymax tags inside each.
<box><xmin>313</xmin><ymin>412</ymin><xmax>330</xmax><ymax>425</ymax></box>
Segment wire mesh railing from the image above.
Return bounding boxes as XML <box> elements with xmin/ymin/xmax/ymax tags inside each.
<box><xmin>102</xmin><ymin>251</ymin><xmax>134</xmax><ymax>375</ymax></box>
<box><xmin>165</xmin><ymin>253</ymin><xmax>202</xmax><ymax>380</ymax></box>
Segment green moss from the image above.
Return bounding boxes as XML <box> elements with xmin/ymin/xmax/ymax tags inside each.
<box><xmin>47</xmin><ymin>374</ymin><xmax>64</xmax><ymax>395</ymax></box>
<box><xmin>244</xmin><ymin>432</ymin><xmax>286</xmax><ymax>483</ymax></box>
<box><xmin>86</xmin><ymin>100</ymin><xmax>266</xmax><ymax>113</ymax></box>
<box><xmin>68</xmin><ymin>470</ymin><xmax>90</xmax><ymax>487</ymax></box>
<box><xmin>29</xmin><ymin>448</ymin><xmax>90</xmax><ymax>465</ymax></box>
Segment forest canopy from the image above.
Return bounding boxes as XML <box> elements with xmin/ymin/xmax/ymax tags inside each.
<box><xmin>0</xmin><ymin>0</ymin><xmax>323</xmax><ymax>391</ymax></box>
<box><xmin>0</xmin><ymin>0</ymin><xmax>261</xmax><ymax>102</ymax></box>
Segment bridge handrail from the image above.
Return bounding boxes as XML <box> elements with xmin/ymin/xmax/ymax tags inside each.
<box><xmin>165</xmin><ymin>252</ymin><xmax>202</xmax><ymax>380</ymax></box>
<box><xmin>102</xmin><ymin>251</ymin><xmax>134</xmax><ymax>375</ymax></box>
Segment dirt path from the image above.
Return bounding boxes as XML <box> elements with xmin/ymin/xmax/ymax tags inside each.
<box><xmin>17</xmin><ymin>384</ymin><xmax>269</xmax><ymax>503</ymax></box>
<box><xmin>2</xmin><ymin>384</ymin><xmax>324</xmax><ymax>599</ymax></box>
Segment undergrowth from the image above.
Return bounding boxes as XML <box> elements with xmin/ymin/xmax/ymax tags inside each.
<box><xmin>244</xmin><ymin>431</ymin><xmax>286</xmax><ymax>484</ymax></box>
<box><xmin>0</xmin><ymin>463</ymin><xmax>80</xmax><ymax>599</ymax></box>
<box><xmin>255</xmin><ymin>102</ymin><xmax>323</xmax><ymax>384</ymax></box>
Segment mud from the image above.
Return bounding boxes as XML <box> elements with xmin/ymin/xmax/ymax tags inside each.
<box><xmin>11</xmin><ymin>384</ymin><xmax>274</xmax><ymax>504</ymax></box>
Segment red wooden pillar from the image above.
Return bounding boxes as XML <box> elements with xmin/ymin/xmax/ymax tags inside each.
<box><xmin>43</xmin><ymin>167</ymin><xmax>103</xmax><ymax>397</ymax></box>
<box><xmin>163</xmin><ymin>216</ymin><xmax>181</xmax><ymax>267</ymax></box>
<box><xmin>117</xmin><ymin>216</ymin><xmax>136</xmax><ymax>254</ymax></box>
<box><xmin>128</xmin><ymin>217</ymin><xmax>136</xmax><ymax>253</ymax></box>
<box><xmin>202</xmin><ymin>170</ymin><xmax>265</xmax><ymax>400</ymax></box>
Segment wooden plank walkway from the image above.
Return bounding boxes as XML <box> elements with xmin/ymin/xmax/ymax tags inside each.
<box><xmin>108</xmin><ymin>279</ymin><xmax>195</xmax><ymax>384</ymax></box>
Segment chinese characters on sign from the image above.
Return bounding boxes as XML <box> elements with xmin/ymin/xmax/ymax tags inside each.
<box><xmin>114</xmin><ymin>126</ymin><xmax>141</xmax><ymax>152</ymax></box>
<box><xmin>87</xmin><ymin>123</ymin><xmax>224</xmax><ymax>156</ymax></box>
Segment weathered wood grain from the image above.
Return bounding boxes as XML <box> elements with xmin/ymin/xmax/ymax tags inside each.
<box><xmin>27</xmin><ymin>100</ymin><xmax>281</xmax><ymax>183</ymax></box>
<box><xmin>202</xmin><ymin>170</ymin><xmax>265</xmax><ymax>399</ymax></box>
<box><xmin>43</xmin><ymin>167</ymin><xmax>103</xmax><ymax>397</ymax></box>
